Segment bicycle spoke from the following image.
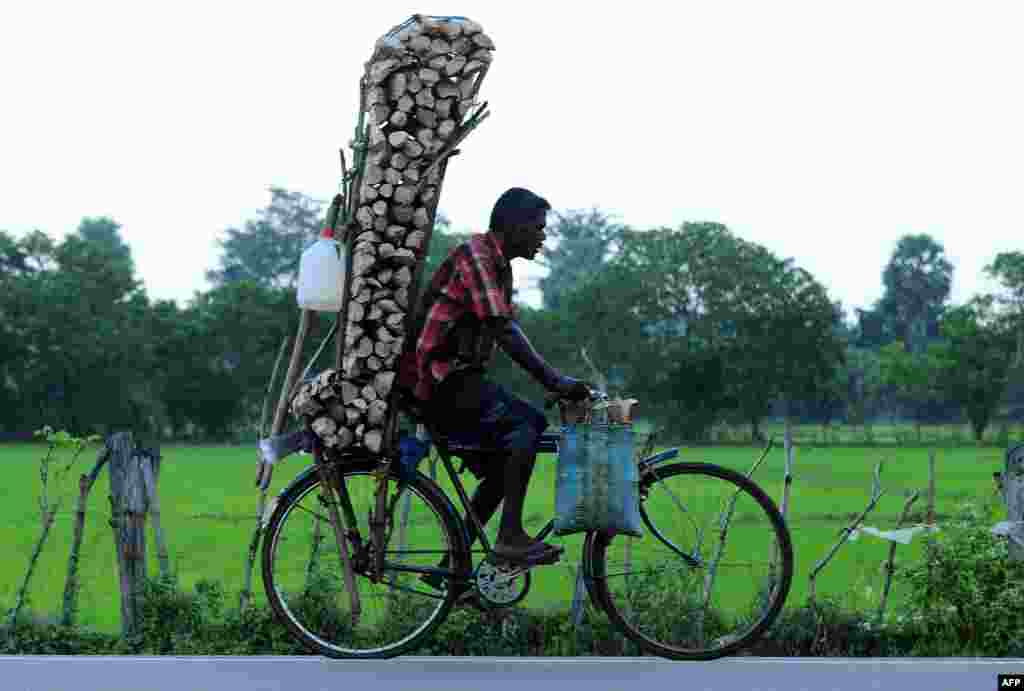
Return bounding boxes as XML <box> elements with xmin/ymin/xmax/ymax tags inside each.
<box><xmin>591</xmin><ymin>462</ymin><xmax>793</xmax><ymax>661</ymax></box>
<box><xmin>264</xmin><ymin>468</ymin><xmax>463</xmax><ymax>658</ymax></box>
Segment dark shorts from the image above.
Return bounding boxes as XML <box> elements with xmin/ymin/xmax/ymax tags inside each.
<box><xmin>429</xmin><ymin>373</ymin><xmax>549</xmax><ymax>478</ymax></box>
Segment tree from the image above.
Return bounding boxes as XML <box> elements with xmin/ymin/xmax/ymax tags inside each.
<box><xmin>844</xmin><ymin>345</ymin><xmax>884</xmax><ymax>429</ymax></box>
<box><xmin>936</xmin><ymin>296</ymin><xmax>1017</xmax><ymax>441</ymax></box>
<box><xmin>206</xmin><ymin>187</ymin><xmax>326</xmax><ymax>290</ymax></box>
<box><xmin>0</xmin><ymin>220</ymin><xmax>159</xmax><ymax>437</ymax></box>
<box><xmin>726</xmin><ymin>258</ymin><xmax>846</xmax><ymax>441</ymax></box>
<box><xmin>984</xmin><ymin>251</ymin><xmax>1024</xmax><ymax>367</ymax></box>
<box><xmin>0</xmin><ymin>230</ymin><xmax>31</xmax><ymax>275</ymax></box>
<box><xmin>879</xmin><ymin>234</ymin><xmax>953</xmax><ymax>354</ymax></box>
<box><xmin>878</xmin><ymin>341</ymin><xmax>949</xmax><ymax>442</ymax></box>
<box><xmin>560</xmin><ymin>222</ymin><xmax>843</xmax><ymax>442</ymax></box>
<box><xmin>538</xmin><ymin>208</ymin><xmax>625</xmax><ymax>312</ymax></box>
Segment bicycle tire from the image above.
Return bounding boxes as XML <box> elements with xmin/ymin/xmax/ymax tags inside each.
<box><xmin>586</xmin><ymin>462</ymin><xmax>793</xmax><ymax>660</ymax></box>
<box><xmin>262</xmin><ymin>455</ymin><xmax>471</xmax><ymax>659</ymax></box>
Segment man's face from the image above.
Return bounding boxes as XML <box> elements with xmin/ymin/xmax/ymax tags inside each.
<box><xmin>511</xmin><ymin>215</ymin><xmax>547</xmax><ymax>261</ymax></box>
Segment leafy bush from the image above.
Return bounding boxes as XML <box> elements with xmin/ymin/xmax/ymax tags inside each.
<box><xmin>750</xmin><ymin>597</ymin><xmax>915</xmax><ymax>657</ymax></box>
<box><xmin>897</xmin><ymin>501</ymin><xmax>1024</xmax><ymax>656</ymax></box>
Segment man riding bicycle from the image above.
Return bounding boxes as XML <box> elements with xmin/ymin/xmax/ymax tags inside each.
<box><xmin>397</xmin><ymin>187</ymin><xmax>591</xmax><ymax>576</ymax></box>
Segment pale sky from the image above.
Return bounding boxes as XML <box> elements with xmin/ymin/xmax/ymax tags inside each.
<box><xmin>2</xmin><ymin>1</ymin><xmax>1021</xmax><ymax>320</ymax></box>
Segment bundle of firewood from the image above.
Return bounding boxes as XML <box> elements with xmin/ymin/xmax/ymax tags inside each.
<box><xmin>289</xmin><ymin>15</ymin><xmax>494</xmax><ymax>454</ymax></box>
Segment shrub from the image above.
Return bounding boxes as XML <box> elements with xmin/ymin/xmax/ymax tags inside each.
<box><xmin>897</xmin><ymin>501</ymin><xmax>1024</xmax><ymax>656</ymax></box>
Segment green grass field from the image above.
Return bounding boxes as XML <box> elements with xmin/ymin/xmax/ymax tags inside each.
<box><xmin>0</xmin><ymin>434</ymin><xmax>1011</xmax><ymax>636</ymax></box>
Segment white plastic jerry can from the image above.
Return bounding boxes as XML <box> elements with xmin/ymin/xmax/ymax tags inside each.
<box><xmin>297</xmin><ymin>226</ymin><xmax>346</xmax><ymax>312</ymax></box>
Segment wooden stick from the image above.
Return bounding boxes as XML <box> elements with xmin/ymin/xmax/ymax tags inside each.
<box><xmin>700</xmin><ymin>438</ymin><xmax>774</xmax><ymax>632</ymax></box>
<box><xmin>244</xmin><ymin>335</ymin><xmax>290</xmax><ymax>608</ymax></box>
<box><xmin>877</xmin><ymin>489</ymin><xmax>921</xmax><ymax>624</ymax></box>
<box><xmin>7</xmin><ymin>432</ymin><xmax>79</xmax><ymax>633</ymax></box>
<box><xmin>780</xmin><ymin>407</ymin><xmax>795</xmax><ymax>520</ymax></box>
<box><xmin>808</xmin><ymin>461</ymin><xmax>885</xmax><ymax>609</ymax></box>
<box><xmin>7</xmin><ymin>504</ymin><xmax>61</xmax><ymax>631</ymax></box>
<box><xmin>61</xmin><ymin>443</ymin><xmax>111</xmax><ymax>626</ymax></box>
<box><xmin>260</xmin><ymin>310</ymin><xmax>312</xmax><ymax>493</ymax></box>
<box><xmin>414</xmin><ymin>104</ymin><xmax>489</xmax><ymax>195</ymax></box>
<box><xmin>317</xmin><ymin>461</ymin><xmax>362</xmax><ymax>625</ymax></box>
<box><xmin>580</xmin><ymin>347</ymin><xmax>608</xmax><ymax>392</ymax></box>
<box><xmin>297</xmin><ymin>319</ymin><xmax>340</xmax><ymax>392</ymax></box>
<box><xmin>260</xmin><ymin>337</ymin><xmax>290</xmax><ymax>441</ymax></box>
<box><xmin>141</xmin><ymin>456</ymin><xmax>170</xmax><ymax>581</ymax></box>
<box><xmin>927</xmin><ymin>448</ymin><xmax>936</xmax><ymax>526</ymax></box>
<box><xmin>141</xmin><ymin>454</ymin><xmax>171</xmax><ymax>585</ymax></box>
<box><xmin>271</xmin><ymin>311</ymin><xmax>312</xmax><ymax>438</ymax></box>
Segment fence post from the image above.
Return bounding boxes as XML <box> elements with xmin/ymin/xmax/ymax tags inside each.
<box><xmin>107</xmin><ymin>432</ymin><xmax>152</xmax><ymax>638</ymax></box>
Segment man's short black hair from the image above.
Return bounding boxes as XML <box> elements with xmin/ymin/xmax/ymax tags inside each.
<box><xmin>489</xmin><ymin>187</ymin><xmax>551</xmax><ymax>232</ymax></box>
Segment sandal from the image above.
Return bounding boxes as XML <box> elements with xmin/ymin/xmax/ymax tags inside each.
<box><xmin>492</xmin><ymin>540</ymin><xmax>564</xmax><ymax>566</ymax></box>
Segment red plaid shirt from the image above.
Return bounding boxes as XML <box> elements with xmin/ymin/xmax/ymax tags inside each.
<box><xmin>398</xmin><ymin>230</ymin><xmax>517</xmax><ymax>402</ymax></box>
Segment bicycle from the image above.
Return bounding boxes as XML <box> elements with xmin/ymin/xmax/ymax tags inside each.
<box><xmin>261</xmin><ymin>385</ymin><xmax>793</xmax><ymax>660</ymax></box>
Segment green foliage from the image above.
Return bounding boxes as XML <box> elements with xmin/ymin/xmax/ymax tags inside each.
<box><xmin>984</xmin><ymin>251</ymin><xmax>1024</xmax><ymax>367</ymax></box>
<box><xmin>843</xmin><ymin>347</ymin><xmax>883</xmax><ymax>426</ymax></box>
<box><xmin>878</xmin><ymin>341</ymin><xmax>949</xmax><ymax>435</ymax></box>
<box><xmin>419</xmin><ymin>213</ymin><xmax>472</xmax><ymax>286</ymax></box>
<box><xmin>755</xmin><ymin>596</ymin><xmax>915</xmax><ymax>657</ymax></box>
<box><xmin>538</xmin><ymin>208</ymin><xmax>625</xmax><ymax>312</ymax></box>
<box><xmin>897</xmin><ymin>501</ymin><xmax>1024</xmax><ymax>656</ymax></box>
<box><xmin>206</xmin><ymin>187</ymin><xmax>325</xmax><ymax>290</ymax></box>
<box><xmin>579</xmin><ymin>221</ymin><xmax>845</xmax><ymax>440</ymax></box>
<box><xmin>0</xmin><ymin>198</ymin><xmax>1017</xmax><ymax>445</ymax></box>
<box><xmin>878</xmin><ymin>233</ymin><xmax>954</xmax><ymax>354</ymax></box>
<box><xmin>0</xmin><ymin>220</ymin><xmax>158</xmax><ymax>437</ymax></box>
<box><xmin>936</xmin><ymin>296</ymin><xmax>1017</xmax><ymax>441</ymax></box>
<box><xmin>33</xmin><ymin>426</ymin><xmax>103</xmax><ymax>454</ymax></box>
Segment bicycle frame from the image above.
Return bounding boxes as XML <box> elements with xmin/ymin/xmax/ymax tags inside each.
<box><xmin>301</xmin><ymin>419</ymin><xmax>685</xmax><ymax>592</ymax></box>
<box><xmin>418</xmin><ymin>423</ymin><xmax>683</xmax><ymax>567</ymax></box>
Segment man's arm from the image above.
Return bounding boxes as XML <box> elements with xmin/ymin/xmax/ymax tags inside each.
<box><xmin>491</xmin><ymin>317</ymin><xmax>581</xmax><ymax>395</ymax></box>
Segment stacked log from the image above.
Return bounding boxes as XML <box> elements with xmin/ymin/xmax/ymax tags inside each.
<box><xmin>290</xmin><ymin>15</ymin><xmax>494</xmax><ymax>453</ymax></box>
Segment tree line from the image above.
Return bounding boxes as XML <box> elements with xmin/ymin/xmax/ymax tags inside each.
<box><xmin>1</xmin><ymin>187</ymin><xmax>1022</xmax><ymax>444</ymax></box>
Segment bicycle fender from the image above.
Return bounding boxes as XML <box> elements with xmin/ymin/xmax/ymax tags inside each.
<box><xmin>276</xmin><ymin>456</ymin><xmax>378</xmax><ymax>499</ymax></box>
<box><xmin>638</xmin><ymin>448</ymin><xmax>680</xmax><ymax>472</ymax></box>
<box><xmin>277</xmin><ymin>464</ymin><xmax>320</xmax><ymax>499</ymax></box>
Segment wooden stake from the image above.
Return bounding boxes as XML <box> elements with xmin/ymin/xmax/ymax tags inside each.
<box><xmin>809</xmin><ymin>461</ymin><xmax>885</xmax><ymax>609</ymax></box>
<box><xmin>927</xmin><ymin>448</ymin><xmax>936</xmax><ymax>526</ymax></box>
<box><xmin>877</xmin><ymin>489</ymin><xmax>920</xmax><ymax>624</ymax></box>
<box><xmin>781</xmin><ymin>406</ymin><xmax>795</xmax><ymax>520</ymax></box>
<box><xmin>60</xmin><ymin>443</ymin><xmax>111</xmax><ymax>626</ymax></box>
<box><xmin>141</xmin><ymin>454</ymin><xmax>170</xmax><ymax>581</ymax></box>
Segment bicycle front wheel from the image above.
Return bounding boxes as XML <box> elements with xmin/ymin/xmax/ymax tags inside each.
<box><xmin>262</xmin><ymin>457</ymin><xmax>469</xmax><ymax>658</ymax></box>
<box><xmin>587</xmin><ymin>462</ymin><xmax>793</xmax><ymax>660</ymax></box>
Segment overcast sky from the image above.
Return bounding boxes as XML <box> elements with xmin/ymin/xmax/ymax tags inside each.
<box><xmin>2</xmin><ymin>1</ymin><xmax>1021</xmax><ymax>320</ymax></box>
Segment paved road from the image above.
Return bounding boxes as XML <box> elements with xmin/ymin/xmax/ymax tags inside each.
<box><xmin>3</xmin><ymin>655</ymin><xmax>1022</xmax><ymax>691</ymax></box>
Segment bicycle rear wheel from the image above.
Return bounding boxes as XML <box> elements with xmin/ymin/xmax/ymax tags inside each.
<box><xmin>587</xmin><ymin>462</ymin><xmax>793</xmax><ymax>660</ymax></box>
<box><xmin>262</xmin><ymin>456</ymin><xmax>470</xmax><ymax>658</ymax></box>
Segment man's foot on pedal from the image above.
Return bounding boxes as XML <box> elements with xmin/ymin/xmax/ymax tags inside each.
<box><xmin>492</xmin><ymin>538</ymin><xmax>564</xmax><ymax>566</ymax></box>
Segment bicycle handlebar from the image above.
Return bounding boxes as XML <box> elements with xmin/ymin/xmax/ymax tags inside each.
<box><xmin>543</xmin><ymin>386</ymin><xmax>608</xmax><ymax>410</ymax></box>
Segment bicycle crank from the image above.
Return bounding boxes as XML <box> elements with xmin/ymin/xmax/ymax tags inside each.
<box><xmin>474</xmin><ymin>560</ymin><xmax>532</xmax><ymax>608</ymax></box>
